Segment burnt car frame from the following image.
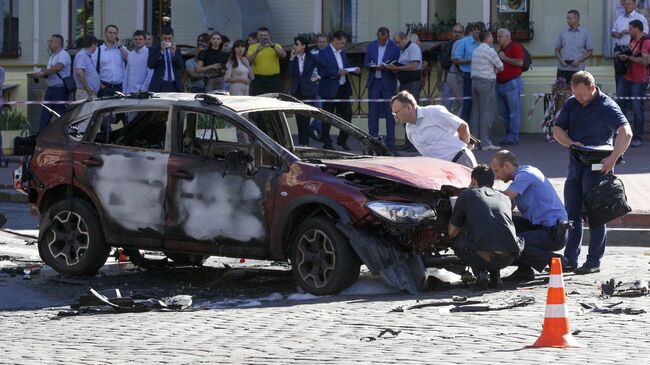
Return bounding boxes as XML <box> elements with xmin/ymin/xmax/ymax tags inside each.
<box><xmin>16</xmin><ymin>92</ymin><xmax>471</xmax><ymax>295</ymax></box>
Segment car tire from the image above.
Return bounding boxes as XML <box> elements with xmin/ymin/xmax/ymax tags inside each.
<box><xmin>164</xmin><ymin>252</ymin><xmax>208</xmax><ymax>266</ymax></box>
<box><xmin>290</xmin><ymin>216</ymin><xmax>360</xmax><ymax>295</ymax></box>
<box><xmin>39</xmin><ymin>198</ymin><xmax>110</xmax><ymax>276</ymax></box>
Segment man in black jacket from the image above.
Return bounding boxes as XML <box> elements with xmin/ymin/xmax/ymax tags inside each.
<box><xmin>448</xmin><ymin>164</ymin><xmax>524</xmax><ymax>290</ymax></box>
<box><xmin>148</xmin><ymin>27</ymin><xmax>184</xmax><ymax>92</ymax></box>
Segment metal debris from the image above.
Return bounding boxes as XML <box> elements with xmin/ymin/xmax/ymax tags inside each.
<box><xmin>449</xmin><ymin>295</ymin><xmax>536</xmax><ymax>312</ymax></box>
<box><xmin>580</xmin><ymin>302</ymin><xmax>646</xmax><ymax>315</ymax></box>
<box><xmin>390</xmin><ymin>296</ymin><xmax>482</xmax><ymax>312</ymax></box>
<box><xmin>601</xmin><ymin>279</ymin><xmax>649</xmax><ymax>297</ymax></box>
<box><xmin>360</xmin><ymin>328</ymin><xmax>402</xmax><ymax>342</ymax></box>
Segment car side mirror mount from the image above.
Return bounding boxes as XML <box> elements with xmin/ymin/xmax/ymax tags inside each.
<box><xmin>224</xmin><ymin>149</ymin><xmax>257</xmax><ymax>176</ymax></box>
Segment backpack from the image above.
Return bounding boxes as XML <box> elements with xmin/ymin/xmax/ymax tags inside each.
<box><xmin>439</xmin><ymin>39</ymin><xmax>457</xmax><ymax>71</ymax></box>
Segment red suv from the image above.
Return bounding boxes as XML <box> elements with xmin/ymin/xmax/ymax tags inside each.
<box><xmin>16</xmin><ymin>93</ymin><xmax>470</xmax><ymax>295</ymax></box>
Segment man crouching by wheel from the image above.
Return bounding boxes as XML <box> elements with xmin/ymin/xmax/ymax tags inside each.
<box><xmin>448</xmin><ymin>164</ymin><xmax>524</xmax><ymax>290</ymax></box>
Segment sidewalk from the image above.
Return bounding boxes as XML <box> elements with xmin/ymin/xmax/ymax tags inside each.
<box><xmin>0</xmin><ymin>135</ymin><xmax>648</xmax><ymax>227</ymax></box>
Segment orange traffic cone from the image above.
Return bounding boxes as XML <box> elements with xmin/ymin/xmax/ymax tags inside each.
<box><xmin>527</xmin><ymin>257</ymin><xmax>584</xmax><ymax>348</ymax></box>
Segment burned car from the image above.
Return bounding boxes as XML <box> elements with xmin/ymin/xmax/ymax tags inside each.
<box><xmin>15</xmin><ymin>92</ymin><xmax>470</xmax><ymax>295</ymax></box>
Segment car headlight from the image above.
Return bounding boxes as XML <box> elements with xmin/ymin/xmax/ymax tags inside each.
<box><xmin>366</xmin><ymin>201</ymin><xmax>436</xmax><ymax>224</ymax></box>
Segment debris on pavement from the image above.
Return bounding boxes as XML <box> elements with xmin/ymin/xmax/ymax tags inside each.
<box><xmin>390</xmin><ymin>296</ymin><xmax>482</xmax><ymax>312</ymax></box>
<box><xmin>1</xmin><ymin>264</ymin><xmax>42</xmax><ymax>278</ymax></box>
<box><xmin>601</xmin><ymin>279</ymin><xmax>649</xmax><ymax>297</ymax></box>
<box><xmin>360</xmin><ymin>328</ymin><xmax>402</xmax><ymax>342</ymax></box>
<box><xmin>449</xmin><ymin>295</ymin><xmax>536</xmax><ymax>312</ymax></box>
<box><xmin>580</xmin><ymin>302</ymin><xmax>646</xmax><ymax>315</ymax></box>
<box><xmin>56</xmin><ymin>288</ymin><xmax>198</xmax><ymax>317</ymax></box>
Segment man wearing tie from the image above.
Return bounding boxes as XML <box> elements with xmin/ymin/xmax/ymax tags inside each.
<box><xmin>318</xmin><ymin>31</ymin><xmax>359</xmax><ymax>150</ymax></box>
<box><xmin>363</xmin><ymin>27</ymin><xmax>400</xmax><ymax>147</ymax></box>
<box><xmin>148</xmin><ymin>27</ymin><xmax>184</xmax><ymax>92</ymax></box>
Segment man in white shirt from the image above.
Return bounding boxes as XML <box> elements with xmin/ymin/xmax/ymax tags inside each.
<box><xmin>123</xmin><ymin>30</ymin><xmax>153</xmax><ymax>94</ymax></box>
<box><xmin>33</xmin><ymin>34</ymin><xmax>72</xmax><ymax>130</ymax></box>
<box><xmin>94</xmin><ymin>24</ymin><xmax>128</xmax><ymax>96</ymax></box>
<box><xmin>612</xmin><ymin>0</ymin><xmax>649</xmax><ymax>85</ymax></box>
<box><xmin>390</xmin><ymin>90</ymin><xmax>477</xmax><ymax>168</ymax></box>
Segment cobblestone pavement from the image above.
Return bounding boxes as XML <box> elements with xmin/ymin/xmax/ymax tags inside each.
<box><xmin>1</xmin><ymin>228</ymin><xmax>649</xmax><ymax>364</ymax></box>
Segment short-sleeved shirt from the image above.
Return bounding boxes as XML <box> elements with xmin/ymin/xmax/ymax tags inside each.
<box><xmin>450</xmin><ymin>187</ymin><xmax>520</xmax><ymax>253</ymax></box>
<box><xmin>246</xmin><ymin>43</ymin><xmax>282</xmax><ymax>76</ymax></box>
<box><xmin>471</xmin><ymin>43</ymin><xmax>503</xmax><ymax>80</ymax></box>
<box><xmin>506</xmin><ymin>165</ymin><xmax>568</xmax><ymax>227</ymax></box>
<box><xmin>497</xmin><ymin>41</ymin><xmax>524</xmax><ymax>83</ymax></box>
<box><xmin>555</xmin><ymin>88</ymin><xmax>628</xmax><ymax>146</ymax></box>
<box><xmin>405</xmin><ymin>105</ymin><xmax>466</xmax><ymax>161</ymax></box>
<box><xmin>73</xmin><ymin>50</ymin><xmax>100</xmax><ymax>93</ymax></box>
<box><xmin>612</xmin><ymin>10</ymin><xmax>649</xmax><ymax>47</ymax></box>
<box><xmin>46</xmin><ymin>49</ymin><xmax>72</xmax><ymax>88</ymax></box>
<box><xmin>197</xmin><ymin>48</ymin><xmax>229</xmax><ymax>67</ymax></box>
<box><xmin>397</xmin><ymin>41</ymin><xmax>422</xmax><ymax>71</ymax></box>
<box><xmin>452</xmin><ymin>36</ymin><xmax>480</xmax><ymax>73</ymax></box>
<box><xmin>555</xmin><ymin>27</ymin><xmax>593</xmax><ymax>71</ymax></box>
<box><xmin>624</xmin><ymin>36</ymin><xmax>650</xmax><ymax>83</ymax></box>
<box><xmin>185</xmin><ymin>58</ymin><xmax>205</xmax><ymax>89</ymax></box>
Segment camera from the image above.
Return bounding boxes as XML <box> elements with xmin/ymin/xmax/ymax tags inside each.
<box><xmin>618</xmin><ymin>45</ymin><xmax>633</xmax><ymax>56</ymax></box>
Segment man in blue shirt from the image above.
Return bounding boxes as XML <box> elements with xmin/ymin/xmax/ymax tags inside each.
<box><xmin>452</xmin><ymin>22</ymin><xmax>483</xmax><ymax>122</ymax></box>
<box><xmin>492</xmin><ymin>150</ymin><xmax>568</xmax><ymax>281</ymax></box>
<box><xmin>553</xmin><ymin>71</ymin><xmax>632</xmax><ymax>275</ymax></box>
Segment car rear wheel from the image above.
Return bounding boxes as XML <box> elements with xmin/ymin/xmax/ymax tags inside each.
<box><xmin>290</xmin><ymin>217</ymin><xmax>360</xmax><ymax>295</ymax></box>
<box><xmin>39</xmin><ymin>198</ymin><xmax>110</xmax><ymax>276</ymax></box>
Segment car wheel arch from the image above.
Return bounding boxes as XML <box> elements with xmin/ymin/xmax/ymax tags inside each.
<box><xmin>274</xmin><ymin>195</ymin><xmax>352</xmax><ymax>257</ymax></box>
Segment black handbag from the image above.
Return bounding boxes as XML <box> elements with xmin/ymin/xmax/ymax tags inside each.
<box><xmin>583</xmin><ymin>173</ymin><xmax>632</xmax><ymax>227</ymax></box>
<box><xmin>57</xmin><ymin>72</ymin><xmax>77</xmax><ymax>94</ymax></box>
<box><xmin>13</xmin><ymin>134</ymin><xmax>37</xmax><ymax>156</ymax></box>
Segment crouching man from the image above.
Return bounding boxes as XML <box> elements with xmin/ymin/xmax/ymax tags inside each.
<box><xmin>491</xmin><ymin>150</ymin><xmax>569</xmax><ymax>281</ymax></box>
<box><xmin>448</xmin><ymin>165</ymin><xmax>524</xmax><ymax>290</ymax></box>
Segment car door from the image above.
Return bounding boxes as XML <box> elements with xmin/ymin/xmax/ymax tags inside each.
<box><xmin>73</xmin><ymin>106</ymin><xmax>171</xmax><ymax>244</ymax></box>
<box><xmin>165</xmin><ymin>107</ymin><xmax>282</xmax><ymax>251</ymax></box>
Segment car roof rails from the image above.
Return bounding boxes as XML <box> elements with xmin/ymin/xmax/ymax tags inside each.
<box><xmin>194</xmin><ymin>93</ymin><xmax>223</xmax><ymax>105</ymax></box>
<box><xmin>208</xmin><ymin>90</ymin><xmax>230</xmax><ymax>96</ymax></box>
<box><xmin>258</xmin><ymin>93</ymin><xmax>304</xmax><ymax>104</ymax></box>
<box><xmin>125</xmin><ymin>91</ymin><xmax>156</xmax><ymax>99</ymax></box>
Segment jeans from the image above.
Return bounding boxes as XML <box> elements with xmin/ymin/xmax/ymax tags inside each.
<box><xmin>460</xmin><ymin>73</ymin><xmax>472</xmax><ymax>122</ymax></box>
<box><xmin>514</xmin><ymin>216</ymin><xmax>566</xmax><ymax>272</ymax></box>
<box><xmin>563</xmin><ymin>156</ymin><xmax>607</xmax><ymax>268</ymax></box>
<box><xmin>452</xmin><ymin>232</ymin><xmax>515</xmax><ymax>273</ymax></box>
<box><xmin>367</xmin><ymin>81</ymin><xmax>396</xmax><ymax>146</ymax></box>
<box><xmin>470</xmin><ymin>77</ymin><xmax>496</xmax><ymax>147</ymax></box>
<box><xmin>39</xmin><ymin>86</ymin><xmax>69</xmax><ymax>131</ymax></box>
<box><xmin>617</xmin><ymin>78</ymin><xmax>647</xmax><ymax>142</ymax></box>
<box><xmin>496</xmin><ymin>77</ymin><xmax>522</xmax><ymax>144</ymax></box>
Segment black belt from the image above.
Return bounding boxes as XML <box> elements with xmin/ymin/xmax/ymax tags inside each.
<box><xmin>452</xmin><ymin>149</ymin><xmax>465</xmax><ymax>163</ymax></box>
<box><xmin>101</xmin><ymin>81</ymin><xmax>122</xmax><ymax>89</ymax></box>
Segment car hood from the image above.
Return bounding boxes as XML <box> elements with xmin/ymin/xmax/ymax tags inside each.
<box><xmin>322</xmin><ymin>156</ymin><xmax>471</xmax><ymax>190</ymax></box>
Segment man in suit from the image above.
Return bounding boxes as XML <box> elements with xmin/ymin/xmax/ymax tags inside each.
<box><xmin>287</xmin><ymin>36</ymin><xmax>323</xmax><ymax>146</ymax></box>
<box><xmin>364</xmin><ymin>27</ymin><xmax>400</xmax><ymax>147</ymax></box>
<box><xmin>318</xmin><ymin>31</ymin><xmax>359</xmax><ymax>150</ymax></box>
<box><xmin>147</xmin><ymin>27</ymin><xmax>184</xmax><ymax>92</ymax></box>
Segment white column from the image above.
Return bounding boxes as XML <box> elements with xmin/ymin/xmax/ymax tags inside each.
<box><xmin>313</xmin><ymin>0</ymin><xmax>322</xmax><ymax>33</ymax></box>
<box><xmin>61</xmin><ymin>0</ymin><xmax>70</xmax><ymax>47</ymax></box>
<box><xmin>136</xmin><ymin>0</ymin><xmax>145</xmax><ymax>30</ymax></box>
<box><xmin>482</xmin><ymin>0</ymin><xmax>490</xmax><ymax>24</ymax></box>
<box><xmin>420</xmin><ymin>0</ymin><xmax>428</xmax><ymax>24</ymax></box>
<box><xmin>33</xmin><ymin>0</ymin><xmax>40</xmax><ymax>69</ymax></box>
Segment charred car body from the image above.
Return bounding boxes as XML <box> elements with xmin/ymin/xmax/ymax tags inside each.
<box><xmin>15</xmin><ymin>92</ymin><xmax>471</xmax><ymax>294</ymax></box>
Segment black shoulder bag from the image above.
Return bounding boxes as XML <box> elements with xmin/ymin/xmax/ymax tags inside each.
<box><xmin>583</xmin><ymin>173</ymin><xmax>632</xmax><ymax>227</ymax></box>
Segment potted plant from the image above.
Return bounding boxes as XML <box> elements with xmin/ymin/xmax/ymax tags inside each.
<box><xmin>1</xmin><ymin>108</ymin><xmax>31</xmax><ymax>156</ymax></box>
<box><xmin>513</xmin><ymin>20</ymin><xmax>534</xmax><ymax>42</ymax></box>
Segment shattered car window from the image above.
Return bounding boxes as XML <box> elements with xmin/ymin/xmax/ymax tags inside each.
<box><xmin>67</xmin><ymin>116</ymin><xmax>91</xmax><ymax>141</ymax></box>
<box><xmin>87</xmin><ymin>109</ymin><xmax>169</xmax><ymax>150</ymax></box>
<box><xmin>181</xmin><ymin>111</ymin><xmax>252</xmax><ymax>158</ymax></box>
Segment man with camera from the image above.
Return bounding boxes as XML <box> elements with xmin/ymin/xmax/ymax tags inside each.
<box><xmin>554</xmin><ymin>10</ymin><xmax>593</xmax><ymax>84</ymax></box>
<box><xmin>147</xmin><ymin>27</ymin><xmax>184</xmax><ymax>92</ymax></box>
<box><xmin>615</xmin><ymin>19</ymin><xmax>649</xmax><ymax>148</ymax></box>
<box><xmin>246</xmin><ymin>27</ymin><xmax>286</xmax><ymax>95</ymax></box>
<box><xmin>612</xmin><ymin>0</ymin><xmax>648</xmax><ymax>87</ymax></box>
<box><xmin>491</xmin><ymin>150</ymin><xmax>569</xmax><ymax>281</ymax></box>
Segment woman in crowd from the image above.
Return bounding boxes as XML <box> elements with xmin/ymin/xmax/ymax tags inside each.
<box><xmin>196</xmin><ymin>32</ymin><xmax>229</xmax><ymax>91</ymax></box>
<box><xmin>225</xmin><ymin>40</ymin><xmax>254</xmax><ymax>96</ymax></box>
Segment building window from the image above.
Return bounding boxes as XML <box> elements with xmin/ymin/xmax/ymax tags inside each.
<box><xmin>69</xmin><ymin>0</ymin><xmax>95</xmax><ymax>48</ymax></box>
<box><xmin>490</xmin><ymin>0</ymin><xmax>533</xmax><ymax>42</ymax></box>
<box><xmin>146</xmin><ymin>0</ymin><xmax>171</xmax><ymax>39</ymax></box>
<box><xmin>0</xmin><ymin>0</ymin><xmax>19</xmax><ymax>58</ymax></box>
<box><xmin>322</xmin><ymin>0</ymin><xmax>354</xmax><ymax>38</ymax></box>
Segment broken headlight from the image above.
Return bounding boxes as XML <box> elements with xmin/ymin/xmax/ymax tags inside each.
<box><xmin>366</xmin><ymin>201</ymin><xmax>436</xmax><ymax>225</ymax></box>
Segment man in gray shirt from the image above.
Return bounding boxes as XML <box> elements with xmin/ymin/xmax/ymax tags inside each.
<box><xmin>448</xmin><ymin>165</ymin><xmax>524</xmax><ymax>290</ymax></box>
<box><xmin>33</xmin><ymin>34</ymin><xmax>72</xmax><ymax>130</ymax></box>
<box><xmin>554</xmin><ymin>9</ymin><xmax>593</xmax><ymax>85</ymax></box>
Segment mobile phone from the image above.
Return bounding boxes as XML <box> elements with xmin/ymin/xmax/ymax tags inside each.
<box><xmin>565</xmin><ymin>59</ymin><xmax>574</xmax><ymax>65</ymax></box>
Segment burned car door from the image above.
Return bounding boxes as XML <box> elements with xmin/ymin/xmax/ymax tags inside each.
<box><xmin>165</xmin><ymin>108</ymin><xmax>281</xmax><ymax>249</ymax></box>
<box><xmin>74</xmin><ymin>107</ymin><xmax>171</xmax><ymax>241</ymax></box>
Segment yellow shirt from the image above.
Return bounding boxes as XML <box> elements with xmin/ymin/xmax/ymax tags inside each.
<box><xmin>247</xmin><ymin>43</ymin><xmax>282</xmax><ymax>76</ymax></box>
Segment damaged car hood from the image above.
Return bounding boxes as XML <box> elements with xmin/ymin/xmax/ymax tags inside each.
<box><xmin>322</xmin><ymin>156</ymin><xmax>471</xmax><ymax>190</ymax></box>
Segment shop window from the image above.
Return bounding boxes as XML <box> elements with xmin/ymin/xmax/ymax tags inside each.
<box><xmin>69</xmin><ymin>0</ymin><xmax>94</xmax><ymax>48</ymax></box>
<box><xmin>146</xmin><ymin>0</ymin><xmax>171</xmax><ymax>39</ymax></box>
<box><xmin>322</xmin><ymin>0</ymin><xmax>355</xmax><ymax>40</ymax></box>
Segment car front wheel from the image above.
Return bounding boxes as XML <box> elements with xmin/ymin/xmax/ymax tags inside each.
<box><xmin>290</xmin><ymin>217</ymin><xmax>360</xmax><ymax>295</ymax></box>
<box><xmin>39</xmin><ymin>198</ymin><xmax>110</xmax><ymax>276</ymax></box>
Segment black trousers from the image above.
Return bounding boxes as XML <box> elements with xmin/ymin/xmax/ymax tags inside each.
<box><xmin>322</xmin><ymin>85</ymin><xmax>352</xmax><ymax>145</ymax></box>
<box><xmin>452</xmin><ymin>232</ymin><xmax>516</xmax><ymax>273</ymax></box>
<box><xmin>556</xmin><ymin>69</ymin><xmax>578</xmax><ymax>85</ymax></box>
<box><xmin>251</xmin><ymin>74</ymin><xmax>281</xmax><ymax>95</ymax></box>
<box><xmin>293</xmin><ymin>89</ymin><xmax>313</xmax><ymax>146</ymax></box>
<box><xmin>158</xmin><ymin>81</ymin><xmax>180</xmax><ymax>92</ymax></box>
